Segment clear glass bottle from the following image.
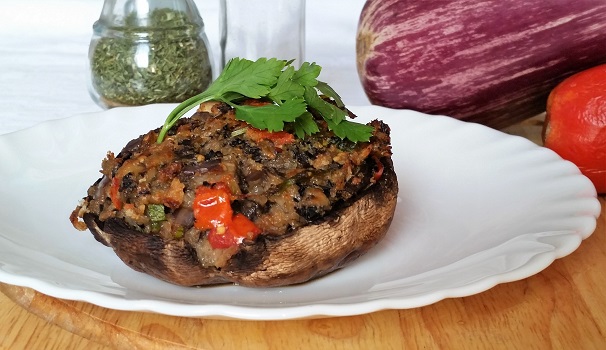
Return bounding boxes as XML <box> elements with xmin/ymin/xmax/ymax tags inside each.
<box><xmin>220</xmin><ymin>0</ymin><xmax>306</xmax><ymax>69</ymax></box>
<box><xmin>88</xmin><ymin>0</ymin><xmax>214</xmax><ymax>108</ymax></box>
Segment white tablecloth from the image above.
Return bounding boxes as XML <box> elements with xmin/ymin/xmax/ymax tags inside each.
<box><xmin>0</xmin><ymin>0</ymin><xmax>370</xmax><ymax>136</ymax></box>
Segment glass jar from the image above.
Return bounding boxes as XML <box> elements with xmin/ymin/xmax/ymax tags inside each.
<box><xmin>220</xmin><ymin>0</ymin><xmax>306</xmax><ymax>69</ymax></box>
<box><xmin>88</xmin><ymin>0</ymin><xmax>214</xmax><ymax>108</ymax></box>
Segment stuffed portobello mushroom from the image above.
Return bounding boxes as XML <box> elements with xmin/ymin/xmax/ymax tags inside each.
<box><xmin>69</xmin><ymin>58</ymin><xmax>398</xmax><ymax>287</ymax></box>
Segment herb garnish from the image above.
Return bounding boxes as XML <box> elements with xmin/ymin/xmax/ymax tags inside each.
<box><xmin>89</xmin><ymin>8</ymin><xmax>213</xmax><ymax>107</ymax></box>
<box><xmin>156</xmin><ymin>58</ymin><xmax>374</xmax><ymax>143</ymax></box>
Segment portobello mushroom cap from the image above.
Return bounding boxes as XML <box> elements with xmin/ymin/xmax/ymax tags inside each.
<box><xmin>82</xmin><ymin>158</ymin><xmax>398</xmax><ymax>287</ymax></box>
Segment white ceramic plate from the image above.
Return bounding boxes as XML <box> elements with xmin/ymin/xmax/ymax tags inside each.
<box><xmin>0</xmin><ymin>105</ymin><xmax>600</xmax><ymax>320</ymax></box>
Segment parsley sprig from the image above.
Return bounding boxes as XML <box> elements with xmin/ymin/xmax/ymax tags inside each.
<box><xmin>156</xmin><ymin>58</ymin><xmax>373</xmax><ymax>143</ymax></box>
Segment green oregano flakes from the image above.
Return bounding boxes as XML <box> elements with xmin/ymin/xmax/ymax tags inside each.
<box><xmin>89</xmin><ymin>8</ymin><xmax>213</xmax><ymax>107</ymax></box>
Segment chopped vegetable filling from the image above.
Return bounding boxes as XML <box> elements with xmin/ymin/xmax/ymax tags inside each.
<box><xmin>71</xmin><ymin>101</ymin><xmax>391</xmax><ymax>268</ymax></box>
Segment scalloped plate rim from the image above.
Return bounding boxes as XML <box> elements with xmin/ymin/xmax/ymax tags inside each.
<box><xmin>0</xmin><ymin>104</ymin><xmax>600</xmax><ymax>320</ymax></box>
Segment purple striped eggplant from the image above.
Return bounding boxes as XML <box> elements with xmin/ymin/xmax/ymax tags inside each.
<box><xmin>356</xmin><ymin>0</ymin><xmax>606</xmax><ymax>129</ymax></box>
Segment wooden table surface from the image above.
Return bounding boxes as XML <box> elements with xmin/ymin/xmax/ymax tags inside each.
<box><xmin>1</xmin><ymin>118</ymin><xmax>605</xmax><ymax>350</ymax></box>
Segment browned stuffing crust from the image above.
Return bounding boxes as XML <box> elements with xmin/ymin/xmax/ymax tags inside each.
<box><xmin>70</xmin><ymin>101</ymin><xmax>397</xmax><ymax>287</ymax></box>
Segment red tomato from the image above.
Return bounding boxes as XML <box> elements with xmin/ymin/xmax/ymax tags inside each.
<box><xmin>193</xmin><ymin>183</ymin><xmax>262</xmax><ymax>249</ymax></box>
<box><xmin>246</xmin><ymin>128</ymin><xmax>295</xmax><ymax>147</ymax></box>
<box><xmin>110</xmin><ymin>177</ymin><xmax>123</xmax><ymax>210</ymax></box>
<box><xmin>372</xmin><ymin>156</ymin><xmax>384</xmax><ymax>182</ymax></box>
<box><xmin>192</xmin><ymin>184</ymin><xmax>232</xmax><ymax>230</ymax></box>
<box><xmin>543</xmin><ymin>64</ymin><xmax>606</xmax><ymax>193</ymax></box>
<box><xmin>207</xmin><ymin>226</ymin><xmax>236</xmax><ymax>249</ymax></box>
<box><xmin>231</xmin><ymin>213</ymin><xmax>262</xmax><ymax>240</ymax></box>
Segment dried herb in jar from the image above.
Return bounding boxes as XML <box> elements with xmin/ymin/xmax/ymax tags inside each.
<box><xmin>89</xmin><ymin>7</ymin><xmax>213</xmax><ymax>107</ymax></box>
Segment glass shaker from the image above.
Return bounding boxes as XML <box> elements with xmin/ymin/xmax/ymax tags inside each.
<box><xmin>220</xmin><ymin>0</ymin><xmax>306</xmax><ymax>69</ymax></box>
<box><xmin>88</xmin><ymin>0</ymin><xmax>214</xmax><ymax>108</ymax></box>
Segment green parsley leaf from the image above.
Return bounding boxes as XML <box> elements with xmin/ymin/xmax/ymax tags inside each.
<box><xmin>304</xmin><ymin>86</ymin><xmax>347</xmax><ymax>124</ymax></box>
<box><xmin>209</xmin><ymin>57</ymin><xmax>286</xmax><ymax>99</ymax></box>
<box><xmin>268</xmin><ymin>66</ymin><xmax>304</xmax><ymax>104</ymax></box>
<box><xmin>292</xmin><ymin>62</ymin><xmax>321</xmax><ymax>87</ymax></box>
<box><xmin>316</xmin><ymin>80</ymin><xmax>344</xmax><ymax>107</ymax></box>
<box><xmin>326</xmin><ymin>119</ymin><xmax>375</xmax><ymax>142</ymax></box>
<box><xmin>293</xmin><ymin>111</ymin><xmax>320</xmax><ymax>139</ymax></box>
<box><xmin>157</xmin><ymin>58</ymin><xmax>286</xmax><ymax>142</ymax></box>
<box><xmin>157</xmin><ymin>57</ymin><xmax>373</xmax><ymax>144</ymax></box>
<box><xmin>234</xmin><ymin>98</ymin><xmax>307</xmax><ymax>131</ymax></box>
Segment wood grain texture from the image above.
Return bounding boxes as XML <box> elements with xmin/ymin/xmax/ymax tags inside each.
<box><xmin>1</xmin><ymin>119</ymin><xmax>605</xmax><ymax>350</ymax></box>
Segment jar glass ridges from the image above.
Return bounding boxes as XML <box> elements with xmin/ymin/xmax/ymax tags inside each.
<box><xmin>89</xmin><ymin>0</ymin><xmax>213</xmax><ymax>108</ymax></box>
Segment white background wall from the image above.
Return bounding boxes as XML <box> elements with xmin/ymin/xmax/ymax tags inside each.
<box><xmin>0</xmin><ymin>0</ymin><xmax>370</xmax><ymax>134</ymax></box>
